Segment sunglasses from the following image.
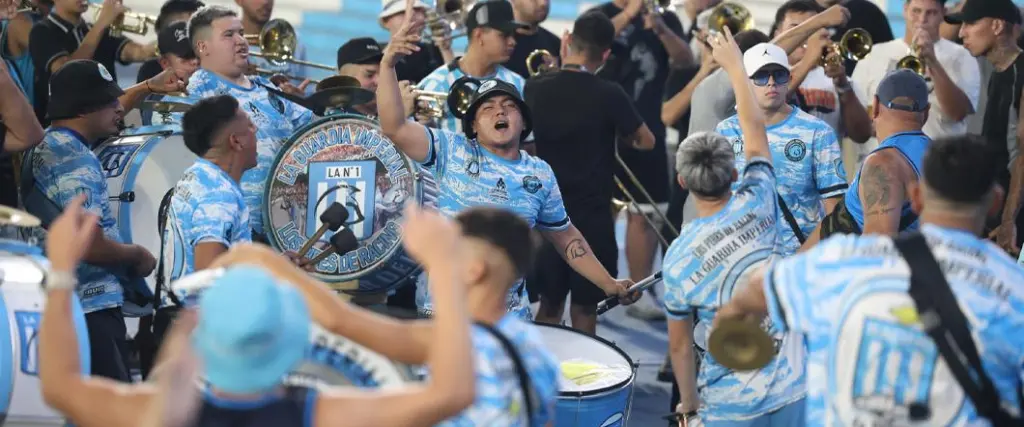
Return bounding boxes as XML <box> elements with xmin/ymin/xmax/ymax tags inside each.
<box><xmin>750</xmin><ymin>69</ymin><xmax>791</xmax><ymax>87</ymax></box>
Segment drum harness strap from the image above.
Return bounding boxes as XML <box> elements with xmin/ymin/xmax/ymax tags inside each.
<box><xmin>155</xmin><ymin>188</ymin><xmax>184</xmax><ymax>309</ymax></box>
<box><xmin>475</xmin><ymin>322</ymin><xmax>538</xmax><ymax>426</ymax></box>
<box><xmin>776</xmin><ymin>194</ymin><xmax>805</xmax><ymax>244</ymax></box>
<box><xmin>894</xmin><ymin>232</ymin><xmax>1023</xmax><ymax>425</ymax></box>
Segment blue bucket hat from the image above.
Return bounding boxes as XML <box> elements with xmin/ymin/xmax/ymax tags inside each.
<box><xmin>193</xmin><ymin>266</ymin><xmax>310</xmax><ymax>394</ymax></box>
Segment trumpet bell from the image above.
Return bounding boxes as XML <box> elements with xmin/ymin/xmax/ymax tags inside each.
<box><xmin>896</xmin><ymin>55</ymin><xmax>926</xmax><ymax>76</ymax></box>
<box><xmin>526</xmin><ymin>49</ymin><xmax>556</xmax><ymax>77</ymax></box>
<box><xmin>707</xmin><ymin>318</ymin><xmax>775</xmax><ymax>371</ymax></box>
<box><xmin>839</xmin><ymin>28</ymin><xmax>873</xmax><ymax>61</ymax></box>
<box><xmin>255</xmin><ymin>19</ymin><xmax>299</xmax><ymax>66</ymax></box>
<box><xmin>707</xmin><ymin>2</ymin><xmax>754</xmax><ymax>35</ymax></box>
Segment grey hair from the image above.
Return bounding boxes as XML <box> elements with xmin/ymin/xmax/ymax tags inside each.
<box><xmin>675</xmin><ymin>131</ymin><xmax>736</xmax><ymax>198</ymax></box>
<box><xmin>187</xmin><ymin>6</ymin><xmax>237</xmax><ymax>46</ymax></box>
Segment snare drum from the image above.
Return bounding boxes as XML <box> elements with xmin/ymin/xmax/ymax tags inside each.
<box><xmin>263</xmin><ymin>114</ymin><xmax>439</xmax><ymax>294</ymax></box>
<box><xmin>93</xmin><ymin>125</ymin><xmax>198</xmax><ymax>295</ymax></box>
<box><xmin>535</xmin><ymin>323</ymin><xmax>637</xmax><ymax>427</ymax></box>
<box><xmin>0</xmin><ymin>240</ymin><xmax>90</xmax><ymax>426</ymax></box>
<box><xmin>172</xmin><ymin>268</ymin><xmax>418</xmax><ymax>389</ymax></box>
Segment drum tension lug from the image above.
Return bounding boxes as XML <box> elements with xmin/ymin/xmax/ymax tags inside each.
<box><xmin>109</xmin><ymin>191</ymin><xmax>136</xmax><ymax>203</ymax></box>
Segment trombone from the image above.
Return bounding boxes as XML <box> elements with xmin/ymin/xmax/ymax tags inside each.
<box><xmin>612</xmin><ymin>150</ymin><xmax>680</xmax><ymax>248</ymax></box>
<box><xmin>896</xmin><ymin>45</ymin><xmax>925</xmax><ymax>76</ymax></box>
<box><xmin>88</xmin><ymin>3</ymin><xmax>157</xmax><ymax>37</ymax></box>
<box><xmin>821</xmin><ymin>28</ymin><xmax>872</xmax><ymax>68</ymax></box>
<box><xmin>526</xmin><ymin>49</ymin><xmax>557</xmax><ymax>76</ymax></box>
<box><xmin>707</xmin><ymin>2</ymin><xmax>755</xmax><ymax>35</ymax></box>
<box><xmin>251</xmin><ymin>67</ymin><xmax>319</xmax><ymax>85</ymax></box>
<box><xmin>245</xmin><ymin>19</ymin><xmax>335</xmax><ymax>71</ymax></box>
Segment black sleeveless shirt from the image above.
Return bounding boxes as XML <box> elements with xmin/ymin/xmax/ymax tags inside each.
<box><xmin>192</xmin><ymin>386</ymin><xmax>316</xmax><ymax>427</ymax></box>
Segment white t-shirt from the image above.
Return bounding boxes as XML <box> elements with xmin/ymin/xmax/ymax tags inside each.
<box><xmin>797</xmin><ymin>67</ymin><xmax>843</xmax><ymax>137</ymax></box>
<box><xmin>852</xmin><ymin>38</ymin><xmax>980</xmax><ymax>139</ymax></box>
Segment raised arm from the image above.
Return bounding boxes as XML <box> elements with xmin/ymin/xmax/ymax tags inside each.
<box><xmin>379</xmin><ymin>2</ymin><xmax>432</xmax><ymax>163</ymax></box>
<box><xmin>707</xmin><ymin>28</ymin><xmax>769</xmax><ymax>162</ymax></box>
<box><xmin>0</xmin><ymin>61</ymin><xmax>43</xmax><ymax>152</ymax></box>
<box><xmin>771</xmin><ymin>5</ymin><xmax>849</xmax><ymax>55</ymax></box>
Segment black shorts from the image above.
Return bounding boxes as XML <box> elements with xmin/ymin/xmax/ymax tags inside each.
<box><xmin>85</xmin><ymin>307</ymin><xmax>133</xmax><ymax>382</ymax></box>
<box><xmin>615</xmin><ymin>143</ymin><xmax>670</xmax><ymax>204</ymax></box>
<box><xmin>532</xmin><ymin>207</ymin><xmax>618</xmax><ymax>306</ymax></box>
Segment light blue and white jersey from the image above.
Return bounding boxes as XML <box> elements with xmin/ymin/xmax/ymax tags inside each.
<box><xmin>437</xmin><ymin>315</ymin><xmax>559</xmax><ymax>427</ymax></box>
<box><xmin>28</xmin><ymin>127</ymin><xmax>124</xmax><ymax>312</ymax></box>
<box><xmin>415</xmin><ymin>127</ymin><xmax>570</xmax><ymax>318</ymax></box>
<box><xmin>764</xmin><ymin>225</ymin><xmax>1024</xmax><ymax>426</ymax></box>
<box><xmin>416</xmin><ymin>61</ymin><xmax>526</xmax><ymax>134</ymax></box>
<box><xmin>716</xmin><ymin>107</ymin><xmax>847</xmax><ymax>256</ymax></box>
<box><xmin>662</xmin><ymin>158</ymin><xmax>806</xmax><ymax>421</ymax></box>
<box><xmin>1018</xmin><ymin>247</ymin><xmax>1023</xmax><ymax>266</ymax></box>
<box><xmin>180</xmin><ymin>69</ymin><xmax>314</xmax><ymax>235</ymax></box>
<box><xmin>162</xmin><ymin>158</ymin><xmax>251</xmax><ymax>307</ymax></box>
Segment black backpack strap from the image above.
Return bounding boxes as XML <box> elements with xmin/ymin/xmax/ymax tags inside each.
<box><xmin>893</xmin><ymin>232</ymin><xmax>1023</xmax><ymax>426</ymax></box>
<box><xmin>777</xmin><ymin>194</ymin><xmax>807</xmax><ymax>244</ymax></box>
<box><xmin>475</xmin><ymin>322</ymin><xmax>536</xmax><ymax>426</ymax></box>
<box><xmin>155</xmin><ymin>188</ymin><xmax>183</xmax><ymax>309</ymax></box>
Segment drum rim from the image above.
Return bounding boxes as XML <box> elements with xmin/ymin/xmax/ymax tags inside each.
<box><xmin>532</xmin><ymin>322</ymin><xmax>636</xmax><ymax>397</ymax></box>
<box><xmin>262</xmin><ymin>113</ymin><xmax>415</xmax><ymax>284</ymax></box>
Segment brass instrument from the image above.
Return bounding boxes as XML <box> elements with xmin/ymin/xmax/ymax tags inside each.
<box><xmin>612</xmin><ymin>150</ymin><xmax>680</xmax><ymax>248</ymax></box>
<box><xmin>15</xmin><ymin>0</ymin><xmax>36</xmax><ymax>13</ymax></box>
<box><xmin>526</xmin><ymin>49</ymin><xmax>557</xmax><ymax>77</ymax></box>
<box><xmin>88</xmin><ymin>3</ymin><xmax>156</xmax><ymax>37</ymax></box>
<box><xmin>644</xmin><ymin>0</ymin><xmax>666</xmax><ymax>14</ymax></box>
<box><xmin>245</xmin><ymin>19</ymin><xmax>335</xmax><ymax>71</ymax></box>
<box><xmin>821</xmin><ymin>28</ymin><xmax>872</xmax><ymax>68</ymax></box>
<box><xmin>707</xmin><ymin>318</ymin><xmax>775</xmax><ymax>371</ymax></box>
<box><xmin>413</xmin><ymin>86</ymin><xmax>473</xmax><ymax>118</ymax></box>
<box><xmin>424</xmin><ymin>0</ymin><xmax>476</xmax><ymax>43</ymax></box>
<box><xmin>896</xmin><ymin>45</ymin><xmax>925</xmax><ymax>76</ymax></box>
<box><xmin>707</xmin><ymin>2</ymin><xmax>754</xmax><ymax>35</ymax></box>
<box><xmin>251</xmin><ymin>67</ymin><xmax>320</xmax><ymax>85</ymax></box>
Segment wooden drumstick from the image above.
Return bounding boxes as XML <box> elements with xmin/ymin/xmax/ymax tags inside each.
<box><xmin>296</xmin><ymin>202</ymin><xmax>349</xmax><ymax>259</ymax></box>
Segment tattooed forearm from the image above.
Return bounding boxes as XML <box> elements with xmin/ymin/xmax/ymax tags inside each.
<box><xmin>860</xmin><ymin>162</ymin><xmax>899</xmax><ymax>215</ymax></box>
<box><xmin>564</xmin><ymin>239</ymin><xmax>588</xmax><ymax>260</ymax></box>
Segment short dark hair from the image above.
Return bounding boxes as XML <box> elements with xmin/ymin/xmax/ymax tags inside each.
<box><xmin>571</xmin><ymin>11</ymin><xmax>615</xmax><ymax>61</ymax></box>
<box><xmin>923</xmin><ymin>135</ymin><xmax>1002</xmax><ymax>204</ymax></box>
<box><xmin>770</xmin><ymin>0</ymin><xmax>825</xmax><ymax>38</ymax></box>
<box><xmin>156</xmin><ymin>0</ymin><xmax>205</xmax><ymax>32</ymax></box>
<box><xmin>904</xmin><ymin>0</ymin><xmax>945</xmax><ymax>8</ymax></box>
<box><xmin>182</xmin><ymin>95</ymin><xmax>240</xmax><ymax>157</ymax></box>
<box><xmin>735</xmin><ymin>30</ymin><xmax>771</xmax><ymax>53</ymax></box>
<box><xmin>187</xmin><ymin>5</ymin><xmax>237</xmax><ymax>47</ymax></box>
<box><xmin>455</xmin><ymin>207</ymin><xmax>535</xmax><ymax>279</ymax></box>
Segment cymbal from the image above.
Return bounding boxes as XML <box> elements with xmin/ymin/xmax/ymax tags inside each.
<box><xmin>315</xmin><ymin>75</ymin><xmax>361</xmax><ymax>92</ymax></box>
<box><xmin>307</xmin><ymin>86</ymin><xmax>374</xmax><ymax>111</ymax></box>
<box><xmin>143</xmin><ymin>95</ymin><xmax>195</xmax><ymax>113</ymax></box>
<box><xmin>707</xmin><ymin>318</ymin><xmax>775</xmax><ymax>371</ymax></box>
<box><xmin>0</xmin><ymin>206</ymin><xmax>41</xmax><ymax>228</ymax></box>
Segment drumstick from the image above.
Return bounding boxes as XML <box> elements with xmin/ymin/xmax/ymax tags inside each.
<box><xmin>596</xmin><ymin>271</ymin><xmax>663</xmax><ymax>315</ymax></box>
<box><xmin>304</xmin><ymin>228</ymin><xmax>359</xmax><ymax>266</ymax></box>
<box><xmin>296</xmin><ymin>202</ymin><xmax>349</xmax><ymax>259</ymax></box>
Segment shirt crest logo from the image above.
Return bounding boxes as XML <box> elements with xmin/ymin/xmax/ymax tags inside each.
<box><xmin>522</xmin><ymin>175</ymin><xmax>542</xmax><ymax>194</ymax></box>
<box><xmin>489</xmin><ymin>177</ymin><xmax>510</xmax><ymax>203</ymax></box>
<box><xmin>784</xmin><ymin>139</ymin><xmax>806</xmax><ymax>162</ymax></box>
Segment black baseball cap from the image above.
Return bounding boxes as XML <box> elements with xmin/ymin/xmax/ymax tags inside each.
<box><xmin>876</xmin><ymin>69</ymin><xmax>929</xmax><ymax>113</ymax></box>
<box><xmin>336</xmin><ymin>37</ymin><xmax>384</xmax><ymax>69</ymax></box>
<box><xmin>945</xmin><ymin>0</ymin><xmax>1022</xmax><ymax>25</ymax></box>
<box><xmin>458</xmin><ymin>78</ymin><xmax>533</xmax><ymax>141</ymax></box>
<box><xmin>158</xmin><ymin>21</ymin><xmax>195</xmax><ymax>59</ymax></box>
<box><xmin>47</xmin><ymin>60</ymin><xmax>124</xmax><ymax>120</ymax></box>
<box><xmin>466</xmin><ymin>1</ymin><xmax>528</xmax><ymax>35</ymax></box>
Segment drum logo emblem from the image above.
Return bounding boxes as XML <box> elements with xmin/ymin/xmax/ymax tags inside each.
<box><xmin>96</xmin><ymin>144</ymin><xmax>141</xmax><ymax>178</ymax></box>
<box><xmin>14</xmin><ymin>311</ymin><xmax>40</xmax><ymax>376</ymax></box>
<box><xmin>307</xmin><ymin>161</ymin><xmax>377</xmax><ymax>240</ymax></box>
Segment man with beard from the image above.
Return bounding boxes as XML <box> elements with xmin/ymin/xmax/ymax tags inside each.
<box><xmin>29</xmin><ymin>0</ymin><xmax>158</xmax><ymax>125</ymax></box>
<box><xmin>505</xmin><ymin>0</ymin><xmax>560</xmax><ymax>80</ymax></box>
<box><xmin>237</xmin><ymin>0</ymin><xmax>310</xmax><ymax>81</ymax></box>
<box><xmin>380</xmin><ymin>5</ymin><xmax>635</xmax><ymax>318</ymax></box>
<box><xmin>181</xmin><ymin>6</ymin><xmax>313</xmax><ymax>239</ymax></box>
<box><xmin>951</xmin><ymin>0</ymin><xmax>1024</xmax><ymax>257</ymax></box>
<box><xmin>22</xmin><ymin>59</ymin><xmax>183</xmax><ymax>382</ymax></box>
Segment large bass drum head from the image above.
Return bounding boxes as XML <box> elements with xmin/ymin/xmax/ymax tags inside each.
<box><xmin>264</xmin><ymin>115</ymin><xmax>437</xmax><ymax>294</ymax></box>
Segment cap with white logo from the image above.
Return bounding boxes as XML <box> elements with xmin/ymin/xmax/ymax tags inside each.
<box><xmin>742</xmin><ymin>42</ymin><xmax>790</xmax><ymax>77</ymax></box>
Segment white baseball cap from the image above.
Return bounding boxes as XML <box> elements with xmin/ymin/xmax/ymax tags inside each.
<box><xmin>379</xmin><ymin>0</ymin><xmax>430</xmax><ymax>25</ymax></box>
<box><xmin>742</xmin><ymin>43</ymin><xmax>790</xmax><ymax>77</ymax></box>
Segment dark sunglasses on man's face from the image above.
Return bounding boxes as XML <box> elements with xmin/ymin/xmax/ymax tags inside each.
<box><xmin>750</xmin><ymin>69</ymin><xmax>791</xmax><ymax>87</ymax></box>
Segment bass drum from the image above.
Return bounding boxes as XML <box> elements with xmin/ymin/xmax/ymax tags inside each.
<box><xmin>263</xmin><ymin>114</ymin><xmax>438</xmax><ymax>295</ymax></box>
<box><xmin>93</xmin><ymin>124</ymin><xmax>197</xmax><ymax>296</ymax></box>
<box><xmin>0</xmin><ymin>240</ymin><xmax>90</xmax><ymax>426</ymax></box>
<box><xmin>172</xmin><ymin>268</ymin><xmax>418</xmax><ymax>389</ymax></box>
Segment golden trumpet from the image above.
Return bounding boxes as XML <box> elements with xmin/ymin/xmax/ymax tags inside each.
<box><xmin>413</xmin><ymin>81</ymin><xmax>474</xmax><ymax>119</ymax></box>
<box><xmin>821</xmin><ymin>28</ymin><xmax>872</xmax><ymax>68</ymax></box>
<box><xmin>896</xmin><ymin>44</ymin><xmax>925</xmax><ymax>76</ymax></box>
<box><xmin>245</xmin><ymin>19</ymin><xmax>335</xmax><ymax>71</ymax></box>
<box><xmin>88</xmin><ymin>3</ymin><xmax>157</xmax><ymax>37</ymax></box>
<box><xmin>526</xmin><ymin>49</ymin><xmax>557</xmax><ymax>77</ymax></box>
<box><xmin>707</xmin><ymin>2</ymin><xmax>755</xmax><ymax>35</ymax></box>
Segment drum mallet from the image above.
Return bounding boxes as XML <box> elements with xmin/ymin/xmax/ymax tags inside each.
<box><xmin>304</xmin><ymin>228</ymin><xmax>360</xmax><ymax>266</ymax></box>
<box><xmin>596</xmin><ymin>271</ymin><xmax>663</xmax><ymax>315</ymax></box>
<box><xmin>296</xmin><ymin>202</ymin><xmax>350</xmax><ymax>259</ymax></box>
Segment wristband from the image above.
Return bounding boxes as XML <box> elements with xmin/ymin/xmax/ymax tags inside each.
<box><xmin>835</xmin><ymin>81</ymin><xmax>852</xmax><ymax>95</ymax></box>
<box><xmin>45</xmin><ymin>270</ymin><xmax>77</xmax><ymax>291</ymax></box>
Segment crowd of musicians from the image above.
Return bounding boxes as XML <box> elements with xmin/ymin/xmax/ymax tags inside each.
<box><xmin>2</xmin><ymin>0</ymin><xmax>1024</xmax><ymax>425</ymax></box>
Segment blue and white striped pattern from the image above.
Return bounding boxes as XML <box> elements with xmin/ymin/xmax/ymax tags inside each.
<box><xmin>765</xmin><ymin>225</ymin><xmax>1024</xmax><ymax>426</ymax></box>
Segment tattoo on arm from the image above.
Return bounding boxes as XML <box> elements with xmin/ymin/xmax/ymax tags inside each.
<box><xmin>564</xmin><ymin>239</ymin><xmax>588</xmax><ymax>260</ymax></box>
<box><xmin>861</xmin><ymin>163</ymin><xmax>899</xmax><ymax>216</ymax></box>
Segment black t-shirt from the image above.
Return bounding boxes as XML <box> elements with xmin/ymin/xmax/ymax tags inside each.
<box><xmin>388</xmin><ymin>41</ymin><xmax>446</xmax><ymax>83</ymax></box>
<box><xmin>29</xmin><ymin>13</ymin><xmax>129</xmax><ymax>125</ymax></box>
<box><xmin>662</xmin><ymin>65</ymin><xmax>700</xmax><ymax>135</ymax></box>
<box><xmin>505</xmin><ymin>27</ymin><xmax>561</xmax><ymax>80</ymax></box>
<box><xmin>136</xmin><ymin>58</ymin><xmax>162</xmax><ymax>83</ymax></box>
<box><xmin>982</xmin><ymin>52</ymin><xmax>1024</xmax><ymax>192</ymax></box>
<box><xmin>0</xmin><ymin>122</ymin><xmax>17</xmax><ymax>209</ymax></box>
<box><xmin>833</xmin><ymin>0</ymin><xmax>894</xmax><ymax>76</ymax></box>
<box><xmin>524</xmin><ymin>70</ymin><xmax>644</xmax><ymax>210</ymax></box>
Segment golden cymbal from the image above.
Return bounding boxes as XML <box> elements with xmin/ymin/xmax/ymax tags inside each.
<box><xmin>143</xmin><ymin>96</ymin><xmax>195</xmax><ymax>113</ymax></box>
<box><xmin>0</xmin><ymin>205</ymin><xmax>41</xmax><ymax>228</ymax></box>
<box><xmin>707</xmin><ymin>318</ymin><xmax>775</xmax><ymax>371</ymax></box>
